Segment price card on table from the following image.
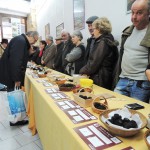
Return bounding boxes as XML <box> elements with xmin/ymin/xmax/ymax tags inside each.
<box><xmin>36</xmin><ymin>79</ymin><xmax>47</xmax><ymax>83</ymax></box>
<box><xmin>32</xmin><ymin>74</ymin><xmax>38</xmax><ymax>78</ymax></box>
<box><xmin>74</xmin><ymin>122</ymin><xmax>122</xmax><ymax>150</ymax></box>
<box><xmin>45</xmin><ymin>88</ymin><xmax>60</xmax><ymax>94</ymax></box>
<box><xmin>50</xmin><ymin>92</ymin><xmax>69</xmax><ymax>100</ymax></box>
<box><xmin>43</xmin><ymin>82</ymin><xmax>54</xmax><ymax>87</ymax></box>
<box><xmin>55</xmin><ymin>100</ymin><xmax>97</xmax><ymax>124</ymax></box>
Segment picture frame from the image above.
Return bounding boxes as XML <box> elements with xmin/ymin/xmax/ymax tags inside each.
<box><xmin>126</xmin><ymin>0</ymin><xmax>135</xmax><ymax>14</ymax></box>
<box><xmin>56</xmin><ymin>23</ymin><xmax>64</xmax><ymax>37</ymax></box>
<box><xmin>45</xmin><ymin>23</ymin><xmax>50</xmax><ymax>39</ymax></box>
<box><xmin>73</xmin><ymin>0</ymin><xmax>85</xmax><ymax>30</ymax></box>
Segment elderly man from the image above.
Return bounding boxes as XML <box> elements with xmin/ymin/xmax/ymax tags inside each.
<box><xmin>61</xmin><ymin>30</ymin><xmax>74</xmax><ymax>73</ymax></box>
<box><xmin>0</xmin><ymin>31</ymin><xmax>39</xmax><ymax>126</ymax></box>
<box><xmin>41</xmin><ymin>35</ymin><xmax>57</xmax><ymax>69</ymax></box>
<box><xmin>114</xmin><ymin>0</ymin><xmax>150</xmax><ymax>103</ymax></box>
<box><xmin>84</xmin><ymin>16</ymin><xmax>98</xmax><ymax>64</ymax></box>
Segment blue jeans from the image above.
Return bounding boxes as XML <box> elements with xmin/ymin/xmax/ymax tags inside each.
<box><xmin>114</xmin><ymin>78</ymin><xmax>150</xmax><ymax>103</ymax></box>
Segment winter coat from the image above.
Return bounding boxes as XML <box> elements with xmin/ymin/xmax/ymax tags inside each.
<box><xmin>65</xmin><ymin>44</ymin><xmax>85</xmax><ymax>75</ymax></box>
<box><xmin>54</xmin><ymin>42</ymin><xmax>64</xmax><ymax>72</ymax></box>
<box><xmin>79</xmin><ymin>34</ymin><xmax>119</xmax><ymax>90</ymax></box>
<box><xmin>0</xmin><ymin>34</ymin><xmax>30</xmax><ymax>90</ymax></box>
<box><xmin>41</xmin><ymin>42</ymin><xmax>57</xmax><ymax>69</ymax></box>
<box><xmin>61</xmin><ymin>39</ymin><xmax>75</xmax><ymax>72</ymax></box>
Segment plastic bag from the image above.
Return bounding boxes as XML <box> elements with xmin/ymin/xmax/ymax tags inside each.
<box><xmin>6</xmin><ymin>90</ymin><xmax>27</xmax><ymax>123</ymax></box>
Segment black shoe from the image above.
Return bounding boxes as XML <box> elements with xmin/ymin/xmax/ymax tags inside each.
<box><xmin>10</xmin><ymin>120</ymin><xmax>29</xmax><ymax>126</ymax></box>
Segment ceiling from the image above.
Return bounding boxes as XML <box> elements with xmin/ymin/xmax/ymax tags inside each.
<box><xmin>0</xmin><ymin>0</ymin><xmax>33</xmax><ymax>17</ymax></box>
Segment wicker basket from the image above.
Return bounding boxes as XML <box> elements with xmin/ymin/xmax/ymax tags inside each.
<box><xmin>91</xmin><ymin>96</ymin><xmax>108</xmax><ymax>114</ymax></box>
<box><xmin>72</xmin><ymin>87</ymin><xmax>93</xmax><ymax>93</ymax></box>
<box><xmin>55</xmin><ymin>79</ymin><xmax>66</xmax><ymax>85</ymax></box>
<box><xmin>100</xmin><ymin>108</ymin><xmax>147</xmax><ymax>137</ymax></box>
<box><xmin>144</xmin><ymin>129</ymin><xmax>150</xmax><ymax>149</ymax></box>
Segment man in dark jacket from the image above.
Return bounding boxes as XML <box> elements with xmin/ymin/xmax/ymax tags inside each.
<box><xmin>61</xmin><ymin>30</ymin><xmax>74</xmax><ymax>73</ymax></box>
<box><xmin>84</xmin><ymin>16</ymin><xmax>98</xmax><ymax>64</ymax></box>
<box><xmin>0</xmin><ymin>31</ymin><xmax>39</xmax><ymax>126</ymax></box>
<box><xmin>54</xmin><ymin>36</ymin><xmax>64</xmax><ymax>72</ymax></box>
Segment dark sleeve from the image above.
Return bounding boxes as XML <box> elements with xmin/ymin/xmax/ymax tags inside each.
<box><xmin>9</xmin><ymin>38</ymin><xmax>27</xmax><ymax>82</ymax></box>
<box><xmin>147</xmin><ymin>64</ymin><xmax>150</xmax><ymax>70</ymax></box>
<box><xmin>79</xmin><ymin>40</ymin><xmax>109</xmax><ymax>75</ymax></box>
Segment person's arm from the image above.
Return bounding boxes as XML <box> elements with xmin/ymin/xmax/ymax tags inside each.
<box><xmin>146</xmin><ymin>64</ymin><xmax>150</xmax><ymax>81</ymax></box>
<box><xmin>65</xmin><ymin>47</ymin><xmax>82</xmax><ymax>62</ymax></box>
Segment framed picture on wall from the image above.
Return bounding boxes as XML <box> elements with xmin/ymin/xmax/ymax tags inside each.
<box><xmin>127</xmin><ymin>0</ymin><xmax>135</xmax><ymax>13</ymax></box>
<box><xmin>56</xmin><ymin>23</ymin><xmax>64</xmax><ymax>37</ymax></box>
<box><xmin>73</xmin><ymin>0</ymin><xmax>85</xmax><ymax>30</ymax></box>
<box><xmin>45</xmin><ymin>23</ymin><xmax>50</xmax><ymax>39</ymax></box>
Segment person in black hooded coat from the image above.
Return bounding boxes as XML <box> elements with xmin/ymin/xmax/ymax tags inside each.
<box><xmin>0</xmin><ymin>31</ymin><xmax>39</xmax><ymax>91</ymax></box>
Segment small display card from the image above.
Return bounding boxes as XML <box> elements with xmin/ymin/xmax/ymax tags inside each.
<box><xmin>74</xmin><ymin>122</ymin><xmax>122</xmax><ymax>150</ymax></box>
<box><xmin>55</xmin><ymin>100</ymin><xmax>97</xmax><ymax>124</ymax></box>
<box><xmin>45</xmin><ymin>88</ymin><xmax>59</xmax><ymax>94</ymax></box>
<box><xmin>50</xmin><ymin>93</ymin><xmax>69</xmax><ymax>100</ymax></box>
<box><xmin>43</xmin><ymin>82</ymin><xmax>53</xmax><ymax>87</ymax></box>
<box><xmin>36</xmin><ymin>79</ymin><xmax>47</xmax><ymax>83</ymax></box>
<box><xmin>32</xmin><ymin>74</ymin><xmax>38</xmax><ymax>78</ymax></box>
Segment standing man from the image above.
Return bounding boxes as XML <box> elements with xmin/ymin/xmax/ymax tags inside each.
<box><xmin>61</xmin><ymin>30</ymin><xmax>74</xmax><ymax>73</ymax></box>
<box><xmin>84</xmin><ymin>16</ymin><xmax>98</xmax><ymax>64</ymax></box>
<box><xmin>114</xmin><ymin>0</ymin><xmax>150</xmax><ymax>103</ymax></box>
<box><xmin>41</xmin><ymin>35</ymin><xmax>57</xmax><ymax>69</ymax></box>
<box><xmin>53</xmin><ymin>36</ymin><xmax>64</xmax><ymax>72</ymax></box>
<box><xmin>0</xmin><ymin>31</ymin><xmax>39</xmax><ymax>126</ymax></box>
<box><xmin>0</xmin><ymin>38</ymin><xmax>8</xmax><ymax>58</ymax></box>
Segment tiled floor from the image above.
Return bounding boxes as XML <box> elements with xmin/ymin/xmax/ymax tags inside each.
<box><xmin>0</xmin><ymin>95</ymin><xmax>43</xmax><ymax>150</ymax></box>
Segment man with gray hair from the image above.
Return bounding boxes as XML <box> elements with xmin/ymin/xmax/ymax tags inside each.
<box><xmin>114</xmin><ymin>0</ymin><xmax>150</xmax><ymax>102</ymax></box>
<box><xmin>41</xmin><ymin>35</ymin><xmax>57</xmax><ymax>69</ymax></box>
<box><xmin>61</xmin><ymin>30</ymin><xmax>74</xmax><ymax>73</ymax></box>
<box><xmin>0</xmin><ymin>30</ymin><xmax>39</xmax><ymax>126</ymax></box>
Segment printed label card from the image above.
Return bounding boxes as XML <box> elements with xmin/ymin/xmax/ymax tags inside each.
<box><xmin>74</xmin><ymin>122</ymin><xmax>122</xmax><ymax>150</ymax></box>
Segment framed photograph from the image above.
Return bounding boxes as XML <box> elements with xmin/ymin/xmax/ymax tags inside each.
<box><xmin>73</xmin><ymin>0</ymin><xmax>85</xmax><ymax>30</ymax></box>
<box><xmin>127</xmin><ymin>0</ymin><xmax>135</xmax><ymax>13</ymax></box>
<box><xmin>56</xmin><ymin>23</ymin><xmax>64</xmax><ymax>37</ymax></box>
<box><xmin>45</xmin><ymin>23</ymin><xmax>50</xmax><ymax>39</ymax></box>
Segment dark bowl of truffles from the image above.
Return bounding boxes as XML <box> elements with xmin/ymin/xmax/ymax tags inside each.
<box><xmin>99</xmin><ymin>108</ymin><xmax>147</xmax><ymax>137</ymax></box>
<box><xmin>59</xmin><ymin>83</ymin><xmax>76</xmax><ymax>91</ymax></box>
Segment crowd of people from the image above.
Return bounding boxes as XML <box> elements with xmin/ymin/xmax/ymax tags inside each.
<box><xmin>0</xmin><ymin>0</ymin><xmax>149</xmax><ymax>120</ymax></box>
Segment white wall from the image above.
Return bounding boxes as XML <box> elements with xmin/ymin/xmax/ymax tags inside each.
<box><xmin>36</xmin><ymin>0</ymin><xmax>132</xmax><ymax>44</ymax></box>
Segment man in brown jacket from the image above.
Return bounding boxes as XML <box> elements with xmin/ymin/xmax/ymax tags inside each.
<box><xmin>41</xmin><ymin>35</ymin><xmax>57</xmax><ymax>69</ymax></box>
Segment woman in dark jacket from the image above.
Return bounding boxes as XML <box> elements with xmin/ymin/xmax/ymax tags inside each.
<box><xmin>65</xmin><ymin>30</ymin><xmax>85</xmax><ymax>75</ymax></box>
<box><xmin>31</xmin><ymin>40</ymin><xmax>47</xmax><ymax>65</ymax></box>
<box><xmin>79</xmin><ymin>17</ymin><xmax>118</xmax><ymax>90</ymax></box>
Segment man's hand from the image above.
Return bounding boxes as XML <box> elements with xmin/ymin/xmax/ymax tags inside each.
<box><xmin>41</xmin><ymin>60</ymin><xmax>45</xmax><ymax>64</ymax></box>
<box><xmin>15</xmin><ymin>81</ymin><xmax>21</xmax><ymax>90</ymax></box>
<box><xmin>146</xmin><ymin>69</ymin><xmax>150</xmax><ymax>81</ymax></box>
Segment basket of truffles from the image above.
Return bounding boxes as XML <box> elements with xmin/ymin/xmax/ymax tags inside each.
<box><xmin>144</xmin><ymin>129</ymin><xmax>150</xmax><ymax>149</ymax></box>
<box><xmin>91</xmin><ymin>96</ymin><xmax>108</xmax><ymax>114</ymax></box>
<box><xmin>100</xmin><ymin>108</ymin><xmax>147</xmax><ymax>137</ymax></box>
<box><xmin>73</xmin><ymin>89</ymin><xmax>96</xmax><ymax>108</ymax></box>
<box><xmin>72</xmin><ymin>87</ymin><xmax>93</xmax><ymax>93</ymax></box>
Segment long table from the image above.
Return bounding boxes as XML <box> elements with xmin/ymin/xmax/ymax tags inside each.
<box><xmin>25</xmin><ymin>69</ymin><xmax>150</xmax><ymax>150</ymax></box>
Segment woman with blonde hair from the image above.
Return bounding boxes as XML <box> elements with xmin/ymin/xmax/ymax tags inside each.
<box><xmin>80</xmin><ymin>17</ymin><xmax>119</xmax><ymax>90</ymax></box>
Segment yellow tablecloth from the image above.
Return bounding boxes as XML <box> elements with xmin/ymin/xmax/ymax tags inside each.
<box><xmin>25</xmin><ymin>69</ymin><xmax>150</xmax><ymax>150</ymax></box>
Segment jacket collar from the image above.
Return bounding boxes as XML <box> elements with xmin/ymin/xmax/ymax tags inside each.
<box><xmin>123</xmin><ymin>23</ymin><xmax>150</xmax><ymax>47</ymax></box>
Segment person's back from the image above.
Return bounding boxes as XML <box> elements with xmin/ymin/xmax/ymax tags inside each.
<box><xmin>114</xmin><ymin>0</ymin><xmax>150</xmax><ymax>103</ymax></box>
